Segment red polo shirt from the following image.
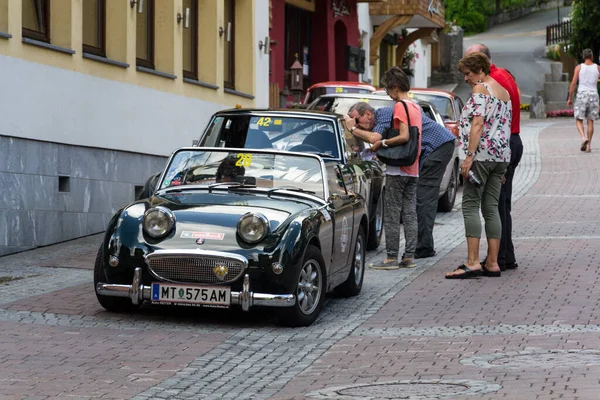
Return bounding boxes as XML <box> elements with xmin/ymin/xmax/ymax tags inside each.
<box><xmin>490</xmin><ymin>64</ymin><xmax>520</xmax><ymax>135</ymax></box>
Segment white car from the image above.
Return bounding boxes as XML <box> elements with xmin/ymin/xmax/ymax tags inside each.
<box><xmin>307</xmin><ymin>93</ymin><xmax>460</xmax><ymax>212</ymax></box>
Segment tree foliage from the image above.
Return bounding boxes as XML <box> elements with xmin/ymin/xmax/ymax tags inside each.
<box><xmin>568</xmin><ymin>0</ymin><xmax>600</xmax><ymax>62</ymax></box>
<box><xmin>443</xmin><ymin>0</ymin><xmax>555</xmax><ymax>34</ymax></box>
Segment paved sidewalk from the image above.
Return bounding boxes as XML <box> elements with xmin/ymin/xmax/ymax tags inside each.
<box><xmin>1</xmin><ymin>118</ymin><xmax>598</xmax><ymax>399</ymax></box>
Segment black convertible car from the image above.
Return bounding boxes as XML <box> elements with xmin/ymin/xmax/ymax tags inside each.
<box><xmin>95</xmin><ymin>148</ymin><xmax>373</xmax><ymax>326</ymax></box>
<box><xmin>140</xmin><ymin>109</ymin><xmax>385</xmax><ymax>250</ymax></box>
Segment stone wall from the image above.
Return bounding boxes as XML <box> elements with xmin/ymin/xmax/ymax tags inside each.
<box><xmin>0</xmin><ymin>136</ymin><xmax>167</xmax><ymax>257</ymax></box>
<box><xmin>430</xmin><ymin>26</ymin><xmax>464</xmax><ymax>87</ymax></box>
<box><xmin>488</xmin><ymin>0</ymin><xmax>567</xmax><ymax>29</ymax></box>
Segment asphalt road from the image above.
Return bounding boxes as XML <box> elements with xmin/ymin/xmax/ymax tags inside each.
<box><xmin>455</xmin><ymin>6</ymin><xmax>572</xmax><ymax>104</ymax></box>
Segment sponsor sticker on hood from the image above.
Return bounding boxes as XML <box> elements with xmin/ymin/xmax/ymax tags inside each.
<box><xmin>181</xmin><ymin>231</ymin><xmax>225</xmax><ymax>240</ymax></box>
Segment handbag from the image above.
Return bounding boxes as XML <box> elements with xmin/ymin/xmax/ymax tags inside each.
<box><xmin>376</xmin><ymin>100</ymin><xmax>419</xmax><ymax>167</ymax></box>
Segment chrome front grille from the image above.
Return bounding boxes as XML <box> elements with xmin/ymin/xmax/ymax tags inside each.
<box><xmin>145</xmin><ymin>250</ymin><xmax>248</xmax><ymax>284</ymax></box>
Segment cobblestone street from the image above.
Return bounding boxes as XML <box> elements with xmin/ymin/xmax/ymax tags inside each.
<box><xmin>2</xmin><ymin>118</ymin><xmax>600</xmax><ymax>399</ymax></box>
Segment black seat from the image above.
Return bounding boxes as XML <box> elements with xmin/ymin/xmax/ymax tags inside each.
<box><xmin>299</xmin><ymin>130</ymin><xmax>339</xmax><ymax>157</ymax></box>
<box><xmin>244</xmin><ymin>129</ymin><xmax>273</xmax><ymax>149</ymax></box>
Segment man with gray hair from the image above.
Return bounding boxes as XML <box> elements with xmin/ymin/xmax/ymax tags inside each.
<box><xmin>464</xmin><ymin>43</ymin><xmax>523</xmax><ymax>271</ymax></box>
<box><xmin>345</xmin><ymin>101</ymin><xmax>456</xmax><ymax>259</ymax></box>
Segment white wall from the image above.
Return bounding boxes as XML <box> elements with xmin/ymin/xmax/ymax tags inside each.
<box><xmin>0</xmin><ymin>55</ymin><xmax>234</xmax><ymax>157</ymax></box>
<box><xmin>412</xmin><ymin>39</ymin><xmax>429</xmax><ymax>88</ymax></box>
<box><xmin>357</xmin><ymin>4</ymin><xmax>373</xmax><ymax>85</ymax></box>
<box><xmin>254</xmin><ymin>0</ymin><xmax>270</xmax><ymax>107</ymax></box>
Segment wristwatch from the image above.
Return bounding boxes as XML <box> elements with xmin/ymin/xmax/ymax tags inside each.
<box><xmin>466</xmin><ymin>150</ymin><xmax>475</xmax><ymax>157</ymax></box>
<box><xmin>350</xmin><ymin>126</ymin><xmax>357</xmax><ymax>133</ymax></box>
<box><xmin>382</xmin><ymin>139</ymin><xmax>389</xmax><ymax>148</ymax></box>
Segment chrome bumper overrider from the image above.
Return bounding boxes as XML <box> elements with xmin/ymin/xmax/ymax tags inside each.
<box><xmin>96</xmin><ymin>267</ymin><xmax>296</xmax><ymax>311</ymax></box>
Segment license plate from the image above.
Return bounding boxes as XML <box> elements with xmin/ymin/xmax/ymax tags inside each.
<box><xmin>151</xmin><ymin>283</ymin><xmax>230</xmax><ymax>307</ymax></box>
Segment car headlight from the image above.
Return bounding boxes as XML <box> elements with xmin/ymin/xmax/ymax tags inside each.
<box><xmin>237</xmin><ymin>213</ymin><xmax>269</xmax><ymax>244</ymax></box>
<box><xmin>143</xmin><ymin>206</ymin><xmax>175</xmax><ymax>238</ymax></box>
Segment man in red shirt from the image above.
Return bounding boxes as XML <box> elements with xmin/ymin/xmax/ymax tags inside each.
<box><xmin>465</xmin><ymin>43</ymin><xmax>523</xmax><ymax>271</ymax></box>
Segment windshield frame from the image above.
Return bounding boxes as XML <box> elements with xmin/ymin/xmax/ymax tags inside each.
<box><xmin>197</xmin><ymin>112</ymin><xmax>345</xmax><ymax>161</ymax></box>
<box><xmin>156</xmin><ymin>147</ymin><xmax>330</xmax><ymax>201</ymax></box>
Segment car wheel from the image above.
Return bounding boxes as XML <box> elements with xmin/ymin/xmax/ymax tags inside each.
<box><xmin>438</xmin><ymin>161</ymin><xmax>459</xmax><ymax>212</ymax></box>
<box><xmin>336</xmin><ymin>226</ymin><xmax>365</xmax><ymax>297</ymax></box>
<box><xmin>137</xmin><ymin>171</ymin><xmax>161</xmax><ymax>200</ymax></box>
<box><xmin>366</xmin><ymin>188</ymin><xmax>384</xmax><ymax>250</ymax></box>
<box><xmin>93</xmin><ymin>246</ymin><xmax>135</xmax><ymax>312</ymax></box>
<box><xmin>275</xmin><ymin>245</ymin><xmax>325</xmax><ymax>327</ymax></box>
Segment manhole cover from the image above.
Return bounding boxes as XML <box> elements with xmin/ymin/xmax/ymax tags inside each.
<box><xmin>462</xmin><ymin>349</ymin><xmax>600</xmax><ymax>369</ymax></box>
<box><xmin>306</xmin><ymin>379</ymin><xmax>501</xmax><ymax>399</ymax></box>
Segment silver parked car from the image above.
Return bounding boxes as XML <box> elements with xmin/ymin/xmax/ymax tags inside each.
<box><xmin>307</xmin><ymin>93</ymin><xmax>460</xmax><ymax>212</ymax></box>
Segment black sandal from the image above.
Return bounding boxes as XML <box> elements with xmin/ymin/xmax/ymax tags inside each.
<box><xmin>445</xmin><ymin>264</ymin><xmax>482</xmax><ymax>279</ymax></box>
<box><xmin>482</xmin><ymin>265</ymin><xmax>501</xmax><ymax>277</ymax></box>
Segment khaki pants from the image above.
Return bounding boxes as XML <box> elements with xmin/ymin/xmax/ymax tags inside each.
<box><xmin>462</xmin><ymin>161</ymin><xmax>508</xmax><ymax>239</ymax></box>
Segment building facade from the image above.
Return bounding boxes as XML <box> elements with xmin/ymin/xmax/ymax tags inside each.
<box><xmin>356</xmin><ymin>0</ymin><xmax>445</xmax><ymax>88</ymax></box>
<box><xmin>0</xmin><ymin>0</ymin><xmax>269</xmax><ymax>256</ymax></box>
<box><xmin>268</xmin><ymin>0</ymin><xmax>362</xmax><ymax>106</ymax></box>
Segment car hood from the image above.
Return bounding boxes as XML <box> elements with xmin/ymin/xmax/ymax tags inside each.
<box><xmin>140</xmin><ymin>191</ymin><xmax>319</xmax><ymax>251</ymax></box>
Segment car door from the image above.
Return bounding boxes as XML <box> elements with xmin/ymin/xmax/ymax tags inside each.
<box><xmin>326</xmin><ymin>164</ymin><xmax>355</xmax><ymax>284</ymax></box>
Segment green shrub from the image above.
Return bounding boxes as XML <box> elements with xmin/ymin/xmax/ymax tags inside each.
<box><xmin>456</xmin><ymin>10</ymin><xmax>488</xmax><ymax>34</ymax></box>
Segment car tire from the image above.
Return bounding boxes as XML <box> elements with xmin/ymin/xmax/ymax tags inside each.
<box><xmin>438</xmin><ymin>161</ymin><xmax>459</xmax><ymax>212</ymax></box>
<box><xmin>367</xmin><ymin>188</ymin><xmax>384</xmax><ymax>250</ymax></box>
<box><xmin>137</xmin><ymin>171</ymin><xmax>161</xmax><ymax>200</ymax></box>
<box><xmin>336</xmin><ymin>226</ymin><xmax>365</xmax><ymax>297</ymax></box>
<box><xmin>275</xmin><ymin>245</ymin><xmax>326</xmax><ymax>327</ymax></box>
<box><xmin>93</xmin><ymin>246</ymin><xmax>135</xmax><ymax>313</ymax></box>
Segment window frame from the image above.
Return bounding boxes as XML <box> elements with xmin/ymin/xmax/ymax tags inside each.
<box><xmin>82</xmin><ymin>0</ymin><xmax>106</xmax><ymax>57</ymax></box>
<box><xmin>136</xmin><ymin>0</ymin><xmax>155</xmax><ymax>69</ymax></box>
<box><xmin>182</xmin><ymin>0</ymin><xmax>199</xmax><ymax>79</ymax></box>
<box><xmin>22</xmin><ymin>0</ymin><xmax>51</xmax><ymax>43</ymax></box>
<box><xmin>224</xmin><ymin>0</ymin><xmax>235</xmax><ymax>89</ymax></box>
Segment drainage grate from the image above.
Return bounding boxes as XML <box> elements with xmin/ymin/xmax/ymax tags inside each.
<box><xmin>461</xmin><ymin>349</ymin><xmax>600</xmax><ymax>369</ymax></box>
<box><xmin>306</xmin><ymin>379</ymin><xmax>502</xmax><ymax>399</ymax></box>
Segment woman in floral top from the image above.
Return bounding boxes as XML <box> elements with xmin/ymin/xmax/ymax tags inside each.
<box><xmin>445</xmin><ymin>52</ymin><xmax>511</xmax><ymax>279</ymax></box>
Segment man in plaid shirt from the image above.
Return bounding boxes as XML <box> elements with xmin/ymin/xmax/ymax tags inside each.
<box><xmin>346</xmin><ymin>102</ymin><xmax>455</xmax><ymax>259</ymax></box>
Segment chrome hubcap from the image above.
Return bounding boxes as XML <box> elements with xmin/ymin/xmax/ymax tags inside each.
<box><xmin>296</xmin><ymin>260</ymin><xmax>322</xmax><ymax>315</ymax></box>
<box><xmin>353</xmin><ymin>236</ymin><xmax>364</xmax><ymax>286</ymax></box>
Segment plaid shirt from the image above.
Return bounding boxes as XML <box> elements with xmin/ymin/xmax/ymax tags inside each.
<box><xmin>419</xmin><ymin>114</ymin><xmax>455</xmax><ymax>170</ymax></box>
<box><xmin>373</xmin><ymin>106</ymin><xmax>455</xmax><ymax>170</ymax></box>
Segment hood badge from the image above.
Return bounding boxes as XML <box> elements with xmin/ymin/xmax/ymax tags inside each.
<box><xmin>196</xmin><ymin>238</ymin><xmax>205</xmax><ymax>245</ymax></box>
<box><xmin>214</xmin><ymin>265</ymin><xmax>228</xmax><ymax>281</ymax></box>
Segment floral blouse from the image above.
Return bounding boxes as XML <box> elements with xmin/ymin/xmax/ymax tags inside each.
<box><xmin>458</xmin><ymin>82</ymin><xmax>511</xmax><ymax>162</ymax></box>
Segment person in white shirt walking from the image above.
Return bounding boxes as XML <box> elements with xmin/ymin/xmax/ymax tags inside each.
<box><xmin>568</xmin><ymin>48</ymin><xmax>600</xmax><ymax>153</ymax></box>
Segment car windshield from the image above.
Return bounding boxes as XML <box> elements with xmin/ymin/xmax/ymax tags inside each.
<box><xmin>309</xmin><ymin>97</ymin><xmax>395</xmax><ymax>115</ymax></box>
<box><xmin>200</xmin><ymin>115</ymin><xmax>340</xmax><ymax>159</ymax></box>
<box><xmin>409</xmin><ymin>93</ymin><xmax>454</xmax><ymax>121</ymax></box>
<box><xmin>158</xmin><ymin>149</ymin><xmax>326</xmax><ymax>199</ymax></box>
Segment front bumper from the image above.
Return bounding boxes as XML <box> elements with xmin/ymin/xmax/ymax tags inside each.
<box><xmin>96</xmin><ymin>267</ymin><xmax>296</xmax><ymax>311</ymax></box>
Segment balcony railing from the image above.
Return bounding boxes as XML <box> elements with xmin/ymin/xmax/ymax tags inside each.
<box><xmin>546</xmin><ymin>20</ymin><xmax>572</xmax><ymax>46</ymax></box>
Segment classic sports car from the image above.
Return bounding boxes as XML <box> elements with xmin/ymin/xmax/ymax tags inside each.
<box><xmin>307</xmin><ymin>92</ymin><xmax>460</xmax><ymax>212</ymax></box>
<box><xmin>95</xmin><ymin>148</ymin><xmax>369</xmax><ymax>326</ymax></box>
<box><xmin>140</xmin><ymin>109</ymin><xmax>385</xmax><ymax>250</ymax></box>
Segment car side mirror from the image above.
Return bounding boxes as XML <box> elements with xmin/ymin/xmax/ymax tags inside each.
<box><xmin>329</xmin><ymin>193</ymin><xmax>348</xmax><ymax>209</ymax></box>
